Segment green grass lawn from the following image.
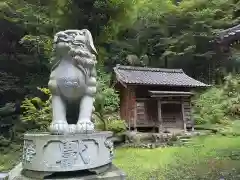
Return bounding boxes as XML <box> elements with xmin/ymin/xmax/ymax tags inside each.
<box><xmin>114</xmin><ymin>135</ymin><xmax>240</xmax><ymax>180</ymax></box>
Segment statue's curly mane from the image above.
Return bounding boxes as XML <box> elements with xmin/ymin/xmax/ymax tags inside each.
<box><xmin>51</xmin><ymin>39</ymin><xmax>96</xmax><ymax>73</ymax></box>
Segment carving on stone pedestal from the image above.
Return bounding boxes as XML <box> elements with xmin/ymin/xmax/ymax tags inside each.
<box><xmin>22</xmin><ymin>140</ymin><xmax>36</xmax><ymax>163</ymax></box>
<box><xmin>79</xmin><ymin>141</ymin><xmax>90</xmax><ymax>164</ymax></box>
<box><xmin>56</xmin><ymin>140</ymin><xmax>90</xmax><ymax>168</ymax></box>
<box><xmin>57</xmin><ymin>140</ymin><xmax>79</xmax><ymax>168</ymax></box>
<box><xmin>104</xmin><ymin>139</ymin><xmax>114</xmax><ymax>159</ymax></box>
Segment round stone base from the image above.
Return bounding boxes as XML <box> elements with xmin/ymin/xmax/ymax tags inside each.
<box><xmin>22</xmin><ymin>131</ymin><xmax>114</xmax><ymax>172</ymax></box>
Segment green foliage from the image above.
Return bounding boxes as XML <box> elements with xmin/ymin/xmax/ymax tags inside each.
<box><xmin>0</xmin><ymin>72</ymin><xmax>21</xmax><ymax>94</ymax></box>
<box><xmin>1</xmin><ymin>0</ymin><xmax>65</xmax><ymax>60</ymax></box>
<box><xmin>99</xmin><ymin>0</ymin><xmax>140</xmax><ymax>42</ymax></box>
<box><xmin>94</xmin><ymin>69</ymin><xmax>120</xmax><ymax>130</ymax></box>
<box><xmin>193</xmin><ymin>74</ymin><xmax>240</xmax><ymax>125</ymax></box>
<box><xmin>193</xmin><ymin>87</ymin><xmax>225</xmax><ymax>124</ymax></box>
<box><xmin>222</xmin><ymin>74</ymin><xmax>240</xmax><ymax>116</ymax></box>
<box><xmin>0</xmin><ymin>102</ymin><xmax>17</xmax><ymax>146</ymax></box>
<box><xmin>21</xmin><ymin>87</ymin><xmax>52</xmax><ymax>131</ymax></box>
<box><xmin>95</xmin><ymin>70</ymin><xmax>119</xmax><ymax>112</ymax></box>
<box><xmin>0</xmin><ymin>103</ymin><xmax>15</xmax><ymax>116</ymax></box>
<box><xmin>95</xmin><ymin>118</ymin><xmax>126</xmax><ymax>134</ymax></box>
<box><xmin>107</xmin><ymin>119</ymin><xmax>126</xmax><ymax>134</ymax></box>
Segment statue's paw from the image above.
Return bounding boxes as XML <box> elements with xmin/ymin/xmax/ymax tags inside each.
<box><xmin>49</xmin><ymin>122</ymin><xmax>69</xmax><ymax>135</ymax></box>
<box><xmin>68</xmin><ymin>124</ymin><xmax>76</xmax><ymax>134</ymax></box>
<box><xmin>76</xmin><ymin>120</ymin><xmax>94</xmax><ymax>134</ymax></box>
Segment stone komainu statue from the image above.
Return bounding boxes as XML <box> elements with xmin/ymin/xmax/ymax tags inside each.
<box><xmin>48</xmin><ymin>29</ymin><xmax>97</xmax><ymax>135</ymax></box>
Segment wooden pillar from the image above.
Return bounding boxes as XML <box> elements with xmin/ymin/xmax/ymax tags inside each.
<box><xmin>157</xmin><ymin>100</ymin><xmax>162</xmax><ymax>133</ymax></box>
<box><xmin>120</xmin><ymin>87</ymin><xmax>127</xmax><ymax>121</ymax></box>
<box><xmin>134</xmin><ymin>102</ymin><xmax>137</xmax><ymax>131</ymax></box>
<box><xmin>189</xmin><ymin>98</ymin><xmax>194</xmax><ymax>131</ymax></box>
<box><xmin>127</xmin><ymin>86</ymin><xmax>136</xmax><ymax>131</ymax></box>
<box><xmin>123</xmin><ymin>87</ymin><xmax>130</xmax><ymax>129</ymax></box>
<box><xmin>131</xmin><ymin>87</ymin><xmax>137</xmax><ymax>131</ymax></box>
<box><xmin>181</xmin><ymin>99</ymin><xmax>187</xmax><ymax>132</ymax></box>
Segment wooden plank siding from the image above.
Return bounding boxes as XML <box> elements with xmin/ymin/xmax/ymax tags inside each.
<box><xmin>182</xmin><ymin>97</ymin><xmax>191</xmax><ymax>119</ymax></box>
<box><xmin>181</xmin><ymin>99</ymin><xmax>186</xmax><ymax>131</ymax></box>
<box><xmin>119</xmin><ymin>87</ymin><xmax>127</xmax><ymax>120</ymax></box>
<box><xmin>135</xmin><ymin>100</ymin><xmax>157</xmax><ymax>127</ymax></box>
<box><xmin>183</xmin><ymin>97</ymin><xmax>192</xmax><ymax>130</ymax></box>
<box><xmin>136</xmin><ymin>101</ymin><xmax>146</xmax><ymax>125</ymax></box>
<box><xmin>119</xmin><ymin>85</ymin><xmax>136</xmax><ymax>129</ymax></box>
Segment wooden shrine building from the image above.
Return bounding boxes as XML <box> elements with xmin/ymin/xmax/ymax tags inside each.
<box><xmin>114</xmin><ymin>65</ymin><xmax>210</xmax><ymax>133</ymax></box>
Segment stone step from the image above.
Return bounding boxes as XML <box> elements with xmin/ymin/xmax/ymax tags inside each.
<box><xmin>192</xmin><ymin>144</ymin><xmax>204</xmax><ymax>147</ymax></box>
<box><xmin>178</xmin><ymin>136</ymin><xmax>192</xmax><ymax>139</ymax></box>
<box><xmin>180</xmin><ymin>138</ymin><xmax>192</xmax><ymax>142</ymax></box>
<box><xmin>182</xmin><ymin>141</ymin><xmax>192</xmax><ymax>144</ymax></box>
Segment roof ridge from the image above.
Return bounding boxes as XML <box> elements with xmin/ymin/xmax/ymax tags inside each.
<box><xmin>115</xmin><ymin>64</ymin><xmax>183</xmax><ymax>73</ymax></box>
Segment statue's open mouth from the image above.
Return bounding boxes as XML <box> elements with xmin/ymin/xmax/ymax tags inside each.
<box><xmin>55</xmin><ymin>33</ymin><xmax>73</xmax><ymax>44</ymax></box>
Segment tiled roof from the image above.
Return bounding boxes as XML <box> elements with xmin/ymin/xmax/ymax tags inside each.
<box><xmin>215</xmin><ymin>24</ymin><xmax>240</xmax><ymax>44</ymax></box>
<box><xmin>114</xmin><ymin>65</ymin><xmax>210</xmax><ymax>87</ymax></box>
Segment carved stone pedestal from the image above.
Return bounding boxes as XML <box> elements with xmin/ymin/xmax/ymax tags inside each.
<box><xmin>22</xmin><ymin>131</ymin><xmax>114</xmax><ymax>172</ymax></box>
<box><xmin>8</xmin><ymin>131</ymin><xmax>126</xmax><ymax>179</ymax></box>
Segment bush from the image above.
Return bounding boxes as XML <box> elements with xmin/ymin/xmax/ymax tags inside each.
<box><xmin>95</xmin><ymin>118</ymin><xmax>127</xmax><ymax>134</ymax></box>
<box><xmin>94</xmin><ymin>70</ymin><xmax>120</xmax><ymax>130</ymax></box>
<box><xmin>193</xmin><ymin>74</ymin><xmax>240</xmax><ymax>125</ymax></box>
<box><xmin>193</xmin><ymin>87</ymin><xmax>225</xmax><ymax>125</ymax></box>
<box><xmin>21</xmin><ymin>87</ymin><xmax>51</xmax><ymax>131</ymax></box>
<box><xmin>107</xmin><ymin>119</ymin><xmax>126</xmax><ymax>134</ymax></box>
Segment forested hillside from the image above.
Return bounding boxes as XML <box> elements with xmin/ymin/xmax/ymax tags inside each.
<box><xmin>1</xmin><ymin>0</ymin><xmax>240</xmax><ymax>149</ymax></box>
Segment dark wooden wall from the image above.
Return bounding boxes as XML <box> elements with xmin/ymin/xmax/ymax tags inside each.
<box><xmin>135</xmin><ymin>100</ymin><xmax>158</xmax><ymax>127</ymax></box>
<box><xmin>182</xmin><ymin>97</ymin><xmax>191</xmax><ymax>123</ymax></box>
<box><xmin>118</xmin><ymin>84</ymin><xmax>136</xmax><ymax>127</ymax></box>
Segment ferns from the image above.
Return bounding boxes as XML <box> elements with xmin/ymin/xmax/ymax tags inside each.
<box><xmin>21</xmin><ymin>87</ymin><xmax>52</xmax><ymax>131</ymax></box>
